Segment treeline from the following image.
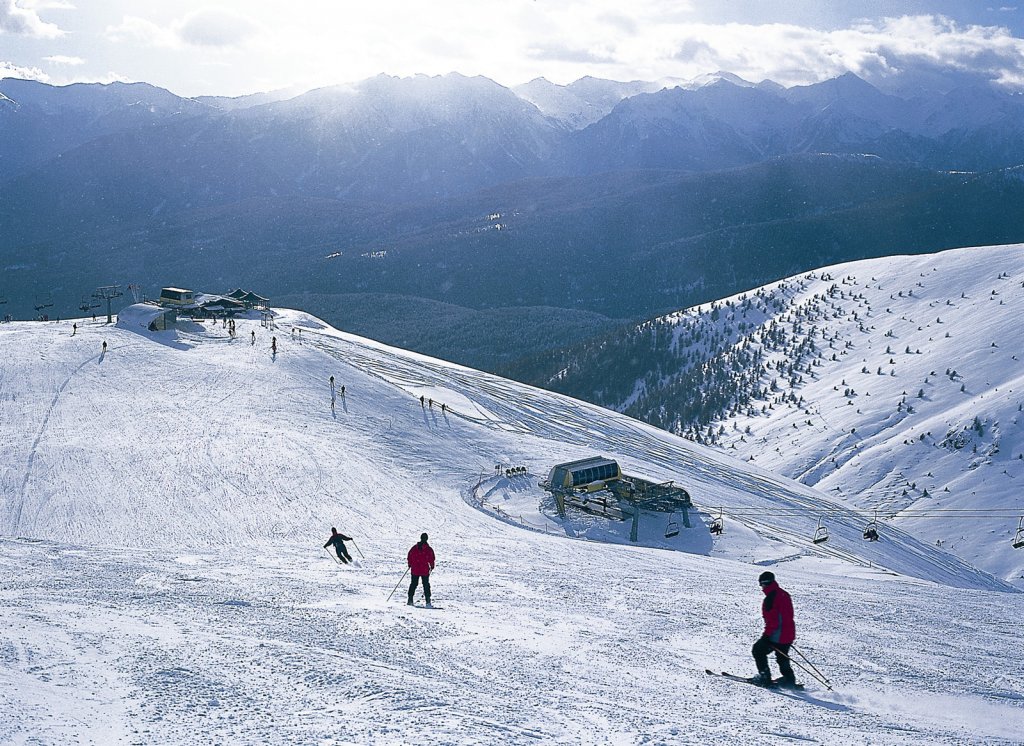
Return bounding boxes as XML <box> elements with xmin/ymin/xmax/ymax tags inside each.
<box><xmin>502</xmin><ymin>277</ymin><xmax>842</xmax><ymax>444</ymax></box>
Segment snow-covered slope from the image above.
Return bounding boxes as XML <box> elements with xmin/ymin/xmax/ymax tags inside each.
<box><xmin>1</xmin><ymin>311</ymin><xmax>1022</xmax><ymax>743</ymax></box>
<box><xmin>0</xmin><ymin>311</ymin><xmax>1001</xmax><ymax>589</ymax></box>
<box><xmin>660</xmin><ymin>244</ymin><xmax>1024</xmax><ymax>586</ymax></box>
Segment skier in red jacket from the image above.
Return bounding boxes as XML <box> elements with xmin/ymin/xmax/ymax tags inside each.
<box><xmin>407</xmin><ymin>533</ymin><xmax>436</xmax><ymax>606</ymax></box>
<box><xmin>751</xmin><ymin>571</ymin><xmax>797</xmax><ymax>687</ymax></box>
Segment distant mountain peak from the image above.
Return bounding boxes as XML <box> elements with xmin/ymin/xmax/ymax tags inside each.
<box><xmin>686</xmin><ymin>70</ymin><xmax>758</xmax><ymax>89</ymax></box>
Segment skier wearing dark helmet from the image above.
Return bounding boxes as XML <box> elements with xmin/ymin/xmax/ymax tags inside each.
<box><xmin>323</xmin><ymin>527</ymin><xmax>354</xmax><ymax>564</ymax></box>
<box><xmin>407</xmin><ymin>533</ymin><xmax>436</xmax><ymax>607</ymax></box>
<box><xmin>751</xmin><ymin>571</ymin><xmax>797</xmax><ymax>687</ymax></box>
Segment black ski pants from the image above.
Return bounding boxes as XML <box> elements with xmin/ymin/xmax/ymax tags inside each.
<box><xmin>408</xmin><ymin>574</ymin><xmax>431</xmax><ymax>604</ymax></box>
<box><xmin>752</xmin><ymin>637</ymin><xmax>795</xmax><ymax>682</ymax></box>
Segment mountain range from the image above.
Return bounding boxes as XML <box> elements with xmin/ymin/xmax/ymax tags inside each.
<box><xmin>3</xmin><ymin>70</ymin><xmax>1024</xmax><ymax>370</ymax></box>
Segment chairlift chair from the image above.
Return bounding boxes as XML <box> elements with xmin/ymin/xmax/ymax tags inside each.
<box><xmin>812</xmin><ymin>517</ymin><xmax>830</xmax><ymax>545</ymax></box>
<box><xmin>709</xmin><ymin>508</ymin><xmax>724</xmax><ymax>535</ymax></box>
<box><xmin>1013</xmin><ymin>517</ymin><xmax>1024</xmax><ymax>550</ymax></box>
<box><xmin>664</xmin><ymin>514</ymin><xmax>680</xmax><ymax>539</ymax></box>
<box><xmin>863</xmin><ymin>510</ymin><xmax>880</xmax><ymax>541</ymax></box>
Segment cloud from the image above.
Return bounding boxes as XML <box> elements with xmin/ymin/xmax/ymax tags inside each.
<box><xmin>23</xmin><ymin>0</ymin><xmax>76</xmax><ymax>8</ymax></box>
<box><xmin>105</xmin><ymin>15</ymin><xmax>178</xmax><ymax>47</ymax></box>
<box><xmin>598</xmin><ymin>12</ymin><xmax>639</xmax><ymax>36</ymax></box>
<box><xmin>44</xmin><ymin>54</ymin><xmax>83</xmax><ymax>65</ymax></box>
<box><xmin>673</xmin><ymin>38</ymin><xmax>714</xmax><ymax>63</ymax></box>
<box><xmin>176</xmin><ymin>7</ymin><xmax>258</xmax><ymax>48</ymax></box>
<box><xmin>0</xmin><ymin>0</ymin><xmax>63</xmax><ymax>37</ymax></box>
<box><xmin>107</xmin><ymin>8</ymin><xmax>258</xmax><ymax>50</ymax></box>
<box><xmin>80</xmin><ymin>70</ymin><xmax>133</xmax><ymax>85</ymax></box>
<box><xmin>658</xmin><ymin>15</ymin><xmax>1024</xmax><ymax>89</ymax></box>
<box><xmin>0</xmin><ymin>59</ymin><xmax>49</xmax><ymax>81</ymax></box>
<box><xmin>526</xmin><ymin>43</ymin><xmax>616</xmax><ymax>65</ymax></box>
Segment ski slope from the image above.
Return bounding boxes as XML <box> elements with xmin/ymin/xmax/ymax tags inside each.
<box><xmin>1</xmin><ymin>311</ymin><xmax>1022</xmax><ymax>744</ymax></box>
<box><xmin>668</xmin><ymin>243</ymin><xmax>1024</xmax><ymax>585</ymax></box>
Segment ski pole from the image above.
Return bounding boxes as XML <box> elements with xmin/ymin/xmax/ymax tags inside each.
<box><xmin>323</xmin><ymin>547</ymin><xmax>342</xmax><ymax>565</ymax></box>
<box><xmin>771</xmin><ymin>646</ymin><xmax>825</xmax><ymax>689</ymax></box>
<box><xmin>771</xmin><ymin>645</ymin><xmax>833</xmax><ymax>691</ymax></box>
<box><xmin>350</xmin><ymin>539</ymin><xmax>365</xmax><ymax>560</ymax></box>
<box><xmin>386</xmin><ymin>567</ymin><xmax>410</xmax><ymax>601</ymax></box>
<box><xmin>790</xmin><ymin>644</ymin><xmax>832</xmax><ymax>688</ymax></box>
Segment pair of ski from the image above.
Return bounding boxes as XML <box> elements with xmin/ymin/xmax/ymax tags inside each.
<box><xmin>324</xmin><ymin>547</ymin><xmax>359</xmax><ymax>567</ymax></box>
<box><xmin>705</xmin><ymin>669</ymin><xmax>805</xmax><ymax>690</ymax></box>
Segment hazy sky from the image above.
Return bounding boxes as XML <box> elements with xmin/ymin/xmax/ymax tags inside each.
<box><xmin>3</xmin><ymin>1</ymin><xmax>1024</xmax><ymax>96</ymax></box>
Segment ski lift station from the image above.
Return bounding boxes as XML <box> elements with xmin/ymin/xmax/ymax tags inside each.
<box><xmin>158</xmin><ymin>287</ymin><xmax>197</xmax><ymax>308</ymax></box>
<box><xmin>156</xmin><ymin>287</ymin><xmax>260</xmax><ymax>318</ymax></box>
<box><xmin>543</xmin><ymin>456</ymin><xmax>621</xmax><ymax>493</ymax></box>
<box><xmin>540</xmin><ymin>457</ymin><xmax>693</xmax><ymax>542</ymax></box>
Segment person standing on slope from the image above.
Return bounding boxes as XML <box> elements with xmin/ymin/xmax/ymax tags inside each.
<box><xmin>407</xmin><ymin>533</ymin><xmax>436</xmax><ymax>606</ymax></box>
<box><xmin>751</xmin><ymin>571</ymin><xmax>797</xmax><ymax>687</ymax></box>
<box><xmin>323</xmin><ymin>527</ymin><xmax>354</xmax><ymax>564</ymax></box>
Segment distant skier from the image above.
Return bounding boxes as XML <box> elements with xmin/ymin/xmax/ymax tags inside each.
<box><xmin>251</xmin><ymin>330</ymin><xmax>256</xmax><ymax>346</ymax></box>
<box><xmin>407</xmin><ymin>533</ymin><xmax>436</xmax><ymax>606</ymax></box>
<box><xmin>101</xmin><ymin>340</ymin><xmax>107</xmax><ymax>353</ymax></box>
<box><xmin>323</xmin><ymin>527</ymin><xmax>354</xmax><ymax>564</ymax></box>
<box><xmin>751</xmin><ymin>571</ymin><xmax>797</xmax><ymax>687</ymax></box>
<box><xmin>419</xmin><ymin>395</ymin><xmax>425</xmax><ymax>407</ymax></box>
<box><xmin>271</xmin><ymin>336</ymin><xmax>277</xmax><ymax>354</ymax></box>
<box><xmin>72</xmin><ymin>323</ymin><xmax>77</xmax><ymax>336</ymax></box>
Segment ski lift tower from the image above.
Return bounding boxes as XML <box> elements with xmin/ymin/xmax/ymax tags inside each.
<box><xmin>92</xmin><ymin>285</ymin><xmax>124</xmax><ymax>324</ymax></box>
<box><xmin>608</xmin><ymin>478</ymin><xmax>692</xmax><ymax>543</ymax></box>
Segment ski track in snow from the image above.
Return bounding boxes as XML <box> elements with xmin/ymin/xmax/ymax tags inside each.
<box><xmin>2</xmin><ymin>537</ymin><xmax>1022</xmax><ymax>745</ymax></box>
<box><xmin>304</xmin><ymin>325</ymin><xmax>1006</xmax><ymax>591</ymax></box>
<box><xmin>0</xmin><ymin>312</ymin><xmax>1022</xmax><ymax>744</ymax></box>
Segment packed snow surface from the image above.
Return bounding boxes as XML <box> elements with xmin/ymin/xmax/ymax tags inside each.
<box><xmin>1</xmin><ymin>310</ymin><xmax>1022</xmax><ymax>744</ymax></box>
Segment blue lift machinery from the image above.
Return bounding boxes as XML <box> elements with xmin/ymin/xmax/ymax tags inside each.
<box><xmin>540</xmin><ymin>457</ymin><xmax>692</xmax><ymax>542</ymax></box>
